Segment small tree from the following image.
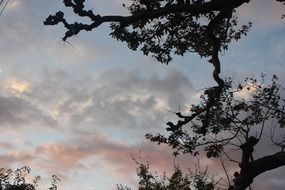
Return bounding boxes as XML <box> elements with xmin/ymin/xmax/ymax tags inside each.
<box><xmin>116</xmin><ymin>161</ymin><xmax>215</xmax><ymax>190</ymax></box>
<box><xmin>0</xmin><ymin>166</ymin><xmax>60</xmax><ymax>190</ymax></box>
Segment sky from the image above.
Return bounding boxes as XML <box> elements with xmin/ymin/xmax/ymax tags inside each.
<box><xmin>0</xmin><ymin>0</ymin><xmax>285</xmax><ymax>190</ymax></box>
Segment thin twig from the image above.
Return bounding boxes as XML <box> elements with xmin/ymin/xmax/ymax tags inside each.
<box><xmin>162</xmin><ymin>107</ymin><xmax>176</xmax><ymax>114</ymax></box>
<box><xmin>222</xmin><ymin>150</ymin><xmax>239</xmax><ymax>163</ymax></box>
<box><xmin>0</xmin><ymin>0</ymin><xmax>9</xmax><ymax>17</ymax></box>
<box><xmin>64</xmin><ymin>40</ymin><xmax>77</xmax><ymax>49</ymax></box>
<box><xmin>220</xmin><ymin>156</ymin><xmax>231</xmax><ymax>186</ymax></box>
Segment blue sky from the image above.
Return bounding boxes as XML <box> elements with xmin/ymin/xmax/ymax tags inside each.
<box><xmin>0</xmin><ymin>0</ymin><xmax>285</xmax><ymax>190</ymax></box>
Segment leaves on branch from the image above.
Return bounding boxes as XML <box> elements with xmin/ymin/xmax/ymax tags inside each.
<box><xmin>44</xmin><ymin>0</ymin><xmax>253</xmax><ymax>64</ymax></box>
<box><xmin>117</xmin><ymin>160</ymin><xmax>216</xmax><ymax>190</ymax></box>
<box><xmin>0</xmin><ymin>166</ymin><xmax>60</xmax><ymax>190</ymax></box>
<box><xmin>146</xmin><ymin>75</ymin><xmax>285</xmax><ymax>158</ymax></box>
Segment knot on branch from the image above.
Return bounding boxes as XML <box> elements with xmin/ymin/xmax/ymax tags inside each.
<box><xmin>239</xmin><ymin>136</ymin><xmax>258</xmax><ymax>170</ymax></box>
<box><xmin>44</xmin><ymin>11</ymin><xmax>64</xmax><ymax>25</ymax></box>
<box><xmin>240</xmin><ymin>136</ymin><xmax>258</xmax><ymax>150</ymax></box>
<box><xmin>166</xmin><ymin>121</ymin><xmax>183</xmax><ymax>132</ymax></box>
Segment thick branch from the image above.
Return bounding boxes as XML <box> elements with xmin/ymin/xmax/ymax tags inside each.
<box><xmin>251</xmin><ymin>151</ymin><xmax>285</xmax><ymax>176</ymax></box>
<box><xmin>239</xmin><ymin>136</ymin><xmax>258</xmax><ymax>168</ymax></box>
<box><xmin>44</xmin><ymin>0</ymin><xmax>251</xmax><ymax>41</ymax></box>
<box><xmin>231</xmin><ymin>135</ymin><xmax>285</xmax><ymax>190</ymax></box>
<box><xmin>232</xmin><ymin>151</ymin><xmax>285</xmax><ymax>190</ymax></box>
<box><xmin>166</xmin><ymin>8</ymin><xmax>232</xmax><ymax>133</ymax></box>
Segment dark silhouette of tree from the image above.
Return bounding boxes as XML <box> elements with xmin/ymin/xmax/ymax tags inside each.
<box><xmin>43</xmin><ymin>0</ymin><xmax>284</xmax><ymax>131</ymax></box>
<box><xmin>146</xmin><ymin>75</ymin><xmax>285</xmax><ymax>189</ymax></box>
<box><xmin>116</xmin><ymin>75</ymin><xmax>285</xmax><ymax>190</ymax></box>
<box><xmin>44</xmin><ymin>0</ymin><xmax>257</xmax><ymax>90</ymax></box>
<box><xmin>116</xmin><ymin>161</ymin><xmax>215</xmax><ymax>190</ymax></box>
<box><xmin>0</xmin><ymin>166</ymin><xmax>60</xmax><ymax>190</ymax></box>
<box><xmin>44</xmin><ymin>1</ymin><xmax>285</xmax><ymax>190</ymax></box>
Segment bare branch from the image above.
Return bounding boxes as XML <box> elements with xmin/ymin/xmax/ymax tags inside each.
<box><xmin>0</xmin><ymin>0</ymin><xmax>9</xmax><ymax>17</ymax></box>
<box><xmin>220</xmin><ymin>156</ymin><xmax>231</xmax><ymax>186</ymax></box>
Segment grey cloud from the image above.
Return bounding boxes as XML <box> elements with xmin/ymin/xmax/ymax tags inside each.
<box><xmin>236</xmin><ymin>0</ymin><xmax>284</xmax><ymax>25</ymax></box>
<box><xmin>253</xmin><ymin>167</ymin><xmax>285</xmax><ymax>190</ymax></box>
<box><xmin>0</xmin><ymin>0</ymin><xmax>107</xmax><ymax>71</ymax></box>
<box><xmin>0</xmin><ymin>0</ymin><xmax>60</xmax><ymax>47</ymax></box>
<box><xmin>83</xmin><ymin>69</ymin><xmax>192</xmax><ymax>133</ymax></box>
<box><xmin>0</xmin><ymin>95</ymin><xmax>57</xmax><ymax>128</ymax></box>
<box><xmin>24</xmin><ymin>67</ymin><xmax>193</xmax><ymax>135</ymax></box>
<box><xmin>0</xmin><ymin>140</ymin><xmax>13</xmax><ymax>149</ymax></box>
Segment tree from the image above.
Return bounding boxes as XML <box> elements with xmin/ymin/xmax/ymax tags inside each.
<box><xmin>116</xmin><ymin>75</ymin><xmax>285</xmax><ymax>190</ymax></box>
<box><xmin>146</xmin><ymin>75</ymin><xmax>285</xmax><ymax>190</ymax></box>
<box><xmin>0</xmin><ymin>166</ymin><xmax>60</xmax><ymax>190</ymax></box>
<box><xmin>116</xmin><ymin>161</ymin><xmax>215</xmax><ymax>190</ymax></box>
<box><xmin>44</xmin><ymin>1</ymin><xmax>285</xmax><ymax>190</ymax></box>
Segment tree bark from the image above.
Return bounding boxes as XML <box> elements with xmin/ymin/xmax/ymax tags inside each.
<box><xmin>232</xmin><ymin>137</ymin><xmax>285</xmax><ymax>190</ymax></box>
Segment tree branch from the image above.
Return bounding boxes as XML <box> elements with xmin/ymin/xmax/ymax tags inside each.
<box><xmin>232</xmin><ymin>151</ymin><xmax>285</xmax><ymax>190</ymax></box>
<box><xmin>44</xmin><ymin>0</ymin><xmax>251</xmax><ymax>41</ymax></box>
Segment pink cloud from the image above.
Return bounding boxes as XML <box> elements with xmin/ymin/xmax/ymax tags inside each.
<box><xmin>0</xmin><ymin>150</ymin><xmax>33</xmax><ymax>167</ymax></box>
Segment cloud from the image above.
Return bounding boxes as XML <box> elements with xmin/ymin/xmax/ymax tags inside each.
<box><xmin>0</xmin><ymin>141</ymin><xmax>13</xmax><ymax>149</ymax></box>
<box><xmin>2</xmin><ymin>64</ymin><xmax>284</xmax><ymax>189</ymax></box>
<box><xmin>0</xmin><ymin>150</ymin><xmax>33</xmax><ymax>166</ymax></box>
<box><xmin>236</xmin><ymin>0</ymin><xmax>284</xmax><ymax>26</ymax></box>
<box><xmin>0</xmin><ymin>95</ymin><xmax>57</xmax><ymax>128</ymax></box>
<box><xmin>0</xmin><ymin>22</ymin><xmax>195</xmax><ymax>187</ymax></box>
<box><xmin>16</xmin><ymin>67</ymin><xmax>193</xmax><ymax>135</ymax></box>
<box><xmin>31</xmin><ymin>130</ymin><xmax>181</xmax><ymax>187</ymax></box>
<box><xmin>0</xmin><ymin>1</ymin><xmax>284</xmax><ymax>190</ymax></box>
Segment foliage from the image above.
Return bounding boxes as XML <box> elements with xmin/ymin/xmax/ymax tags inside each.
<box><xmin>0</xmin><ymin>166</ymin><xmax>60</xmax><ymax>190</ymax></box>
<box><xmin>116</xmin><ymin>75</ymin><xmax>285</xmax><ymax>190</ymax></box>
<box><xmin>42</xmin><ymin>0</ymin><xmax>284</xmax><ymax>73</ymax></box>
<box><xmin>146</xmin><ymin>75</ymin><xmax>285</xmax><ymax>156</ymax></box>
<box><xmin>147</xmin><ymin>75</ymin><xmax>285</xmax><ymax>189</ymax></box>
<box><xmin>48</xmin><ymin>175</ymin><xmax>61</xmax><ymax>190</ymax></box>
<box><xmin>116</xmin><ymin>161</ymin><xmax>215</xmax><ymax>190</ymax></box>
<box><xmin>111</xmin><ymin>1</ymin><xmax>253</xmax><ymax>64</ymax></box>
<box><xmin>43</xmin><ymin>0</ymin><xmax>257</xmax><ymax>64</ymax></box>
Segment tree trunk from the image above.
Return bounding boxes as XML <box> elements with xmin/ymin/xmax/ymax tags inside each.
<box><xmin>232</xmin><ymin>137</ymin><xmax>285</xmax><ymax>190</ymax></box>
